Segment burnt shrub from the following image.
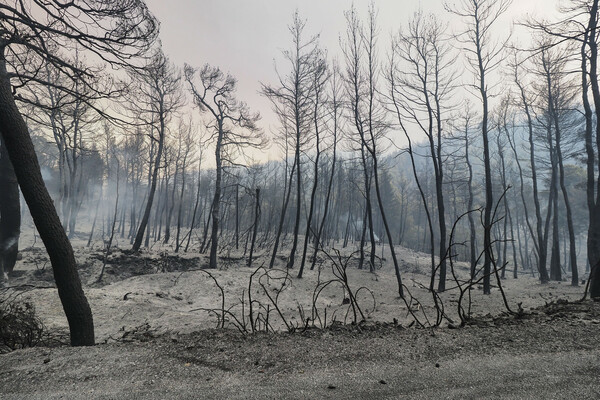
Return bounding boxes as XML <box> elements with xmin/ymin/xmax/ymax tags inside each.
<box><xmin>0</xmin><ymin>298</ymin><xmax>45</xmax><ymax>352</ymax></box>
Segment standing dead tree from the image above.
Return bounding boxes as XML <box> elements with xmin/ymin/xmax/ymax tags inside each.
<box><xmin>22</xmin><ymin>54</ymin><xmax>103</xmax><ymax>237</ymax></box>
<box><xmin>262</xmin><ymin>11</ymin><xmax>320</xmax><ymax>270</ymax></box>
<box><xmin>185</xmin><ymin>64</ymin><xmax>264</xmax><ymax>269</ymax></box>
<box><xmin>342</xmin><ymin>5</ymin><xmax>404</xmax><ymax>297</ymax></box>
<box><xmin>247</xmin><ymin>188</ymin><xmax>261</xmax><ymax>268</ymax></box>
<box><xmin>510</xmin><ymin>52</ymin><xmax>550</xmax><ymax>282</ymax></box>
<box><xmin>341</xmin><ymin>7</ymin><xmax>377</xmax><ymax>272</ymax></box>
<box><xmin>445</xmin><ymin>0</ymin><xmax>511</xmax><ymax>294</ymax></box>
<box><xmin>525</xmin><ymin>3</ymin><xmax>593</xmax><ymax>288</ymax></box>
<box><xmin>309</xmin><ymin>62</ymin><xmax>344</xmax><ymax>272</ymax></box>
<box><xmin>298</xmin><ymin>54</ymin><xmax>329</xmax><ymax>278</ymax></box>
<box><xmin>131</xmin><ymin>51</ymin><xmax>183</xmax><ymax>252</ymax></box>
<box><xmin>536</xmin><ymin>40</ymin><xmax>579</xmax><ymax>283</ymax></box>
<box><xmin>393</xmin><ymin>10</ymin><xmax>457</xmax><ymax>292</ymax></box>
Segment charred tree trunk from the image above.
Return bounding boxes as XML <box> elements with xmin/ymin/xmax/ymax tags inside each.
<box><xmin>0</xmin><ymin>56</ymin><xmax>94</xmax><ymax>345</ymax></box>
<box><xmin>552</xmin><ymin>100</ymin><xmax>577</xmax><ymax>286</ymax></box>
<box><xmin>310</xmin><ymin>123</ymin><xmax>338</xmax><ymax>271</ymax></box>
<box><xmin>247</xmin><ymin>188</ymin><xmax>260</xmax><ymax>268</ymax></box>
<box><xmin>360</xmin><ymin>146</ymin><xmax>376</xmax><ymax>272</ymax></box>
<box><xmin>132</xmin><ymin>125</ymin><xmax>164</xmax><ymax>251</ymax></box>
<box><xmin>0</xmin><ymin>135</ymin><xmax>20</xmax><ymax>283</ymax></box>
<box><xmin>287</xmin><ymin>130</ymin><xmax>302</xmax><ymax>269</ymax></box>
<box><xmin>208</xmin><ymin>126</ymin><xmax>223</xmax><ymax>270</ymax></box>
<box><xmin>581</xmin><ymin>22</ymin><xmax>597</xmax><ymax>293</ymax></box>
<box><xmin>269</xmin><ymin>157</ymin><xmax>296</xmax><ymax>269</ymax></box>
<box><xmin>175</xmin><ymin>163</ymin><xmax>187</xmax><ymax>253</ymax></box>
<box><xmin>515</xmin><ymin>74</ymin><xmax>549</xmax><ymax>283</ymax></box>
<box><xmin>465</xmin><ymin>124</ymin><xmax>477</xmax><ymax>279</ymax></box>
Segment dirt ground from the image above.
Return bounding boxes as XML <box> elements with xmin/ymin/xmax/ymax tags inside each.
<box><xmin>1</xmin><ymin>301</ymin><xmax>599</xmax><ymax>399</ymax></box>
<box><xmin>1</xmin><ymin>237</ymin><xmax>598</xmax><ymax>398</ymax></box>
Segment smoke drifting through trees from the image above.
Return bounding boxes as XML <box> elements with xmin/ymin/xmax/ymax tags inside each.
<box><xmin>2</xmin><ymin>0</ymin><xmax>600</xmax><ymax>345</ymax></box>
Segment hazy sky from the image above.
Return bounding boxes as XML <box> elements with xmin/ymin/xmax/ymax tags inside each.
<box><xmin>144</xmin><ymin>0</ymin><xmax>561</xmax><ymax>160</ymax></box>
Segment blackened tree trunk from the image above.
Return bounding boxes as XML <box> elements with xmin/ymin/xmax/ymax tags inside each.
<box><xmin>581</xmin><ymin>22</ymin><xmax>597</xmax><ymax>293</ymax></box>
<box><xmin>269</xmin><ymin>156</ymin><xmax>296</xmax><ymax>269</ymax></box>
<box><xmin>0</xmin><ymin>56</ymin><xmax>94</xmax><ymax>345</ymax></box>
<box><xmin>549</xmin><ymin>90</ymin><xmax>577</xmax><ymax>285</ymax></box>
<box><xmin>132</xmin><ymin>53</ymin><xmax>182</xmax><ymax>251</ymax></box>
<box><xmin>582</xmin><ymin>0</ymin><xmax>600</xmax><ymax>298</ymax></box>
<box><xmin>164</xmin><ymin>161</ymin><xmax>179</xmax><ymax>244</ymax></box>
<box><xmin>388</xmin><ymin>61</ymin><xmax>435</xmax><ymax>292</ymax></box>
<box><xmin>358</xmin><ymin>203</ymin><xmax>368</xmax><ymax>270</ymax></box>
<box><xmin>0</xmin><ymin>135</ymin><xmax>20</xmax><ymax>283</ymax></box>
<box><xmin>496</xmin><ymin>126</ymin><xmax>509</xmax><ymax>280</ymax></box>
<box><xmin>478</xmin><ymin>62</ymin><xmax>493</xmax><ymax>295</ymax></box>
<box><xmin>360</xmin><ymin>145</ymin><xmax>377</xmax><ymax>272</ymax></box>
<box><xmin>186</xmin><ymin>64</ymin><xmax>262</xmax><ymax>269</ymax></box>
<box><xmin>132</xmin><ymin>128</ymin><xmax>164</xmax><ymax>251</ymax></box>
<box><xmin>507</xmin><ymin>198</ymin><xmax>518</xmax><ymax>279</ymax></box>
<box><xmin>175</xmin><ymin>150</ymin><xmax>189</xmax><ymax>253</ymax></box>
<box><xmin>185</xmin><ymin>156</ymin><xmax>203</xmax><ymax>252</ymax></box>
<box><xmin>513</xmin><ymin>66</ymin><xmax>548</xmax><ymax>282</ymax></box>
<box><xmin>248</xmin><ymin>188</ymin><xmax>260</xmax><ymax>268</ymax></box>
<box><xmin>235</xmin><ymin>184</ymin><xmax>239</xmax><ymax>250</ymax></box>
<box><xmin>310</xmin><ymin>79</ymin><xmax>340</xmax><ymax>270</ymax></box>
<box><xmin>298</xmin><ymin>130</ymin><xmax>320</xmax><ymax>277</ymax></box>
<box><xmin>464</xmin><ymin>116</ymin><xmax>477</xmax><ymax>279</ymax></box>
<box><xmin>446</xmin><ymin>0</ymin><xmax>511</xmax><ymax>295</ymax></box>
<box><xmin>208</xmin><ymin>128</ymin><xmax>223</xmax><ymax>270</ymax></box>
<box><xmin>287</xmin><ymin>124</ymin><xmax>302</xmax><ymax>269</ymax></box>
<box><xmin>544</xmin><ymin>110</ymin><xmax>561</xmax><ymax>281</ymax></box>
<box><xmin>550</xmin><ymin>167</ymin><xmax>561</xmax><ymax>281</ymax></box>
<box><xmin>298</xmin><ymin>60</ymin><xmax>327</xmax><ymax>277</ymax></box>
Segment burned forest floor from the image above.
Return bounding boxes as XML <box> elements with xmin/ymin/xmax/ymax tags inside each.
<box><xmin>1</xmin><ymin>235</ymin><xmax>599</xmax><ymax>399</ymax></box>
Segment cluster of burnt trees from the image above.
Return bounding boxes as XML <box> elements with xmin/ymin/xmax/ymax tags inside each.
<box><xmin>2</xmin><ymin>0</ymin><xmax>600</xmax><ymax>346</ymax></box>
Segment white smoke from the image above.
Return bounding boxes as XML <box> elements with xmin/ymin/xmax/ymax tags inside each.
<box><xmin>40</xmin><ymin>167</ymin><xmax>53</xmax><ymax>182</ymax></box>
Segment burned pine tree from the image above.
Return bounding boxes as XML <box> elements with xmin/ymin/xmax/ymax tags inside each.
<box><xmin>511</xmin><ymin>52</ymin><xmax>550</xmax><ymax>283</ymax></box>
<box><xmin>392</xmin><ymin>10</ymin><xmax>457</xmax><ymax>292</ymax></box>
<box><xmin>309</xmin><ymin>63</ymin><xmax>344</xmax><ymax>272</ymax></box>
<box><xmin>185</xmin><ymin>64</ymin><xmax>264</xmax><ymax>269</ymax></box>
<box><xmin>342</xmin><ymin>5</ymin><xmax>404</xmax><ymax>296</ymax></box>
<box><xmin>131</xmin><ymin>51</ymin><xmax>183</xmax><ymax>252</ymax></box>
<box><xmin>298</xmin><ymin>54</ymin><xmax>329</xmax><ymax>278</ymax></box>
<box><xmin>262</xmin><ymin>12</ymin><xmax>321</xmax><ymax>270</ymax></box>
<box><xmin>446</xmin><ymin>0</ymin><xmax>511</xmax><ymax>294</ymax></box>
<box><xmin>341</xmin><ymin>7</ymin><xmax>377</xmax><ymax>272</ymax></box>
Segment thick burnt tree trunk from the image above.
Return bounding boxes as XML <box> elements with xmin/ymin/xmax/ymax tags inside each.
<box><xmin>0</xmin><ymin>135</ymin><xmax>20</xmax><ymax>283</ymax></box>
<box><xmin>0</xmin><ymin>56</ymin><xmax>94</xmax><ymax>346</ymax></box>
<box><xmin>583</xmin><ymin>0</ymin><xmax>600</xmax><ymax>298</ymax></box>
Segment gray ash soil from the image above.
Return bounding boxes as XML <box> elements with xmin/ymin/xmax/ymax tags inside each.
<box><xmin>1</xmin><ymin>300</ymin><xmax>599</xmax><ymax>399</ymax></box>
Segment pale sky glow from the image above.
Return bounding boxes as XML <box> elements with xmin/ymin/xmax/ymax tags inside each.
<box><xmin>144</xmin><ymin>0</ymin><xmax>561</xmax><ymax>161</ymax></box>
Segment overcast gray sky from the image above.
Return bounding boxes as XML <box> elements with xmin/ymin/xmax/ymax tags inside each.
<box><xmin>144</xmin><ymin>0</ymin><xmax>560</xmax><ymax>160</ymax></box>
